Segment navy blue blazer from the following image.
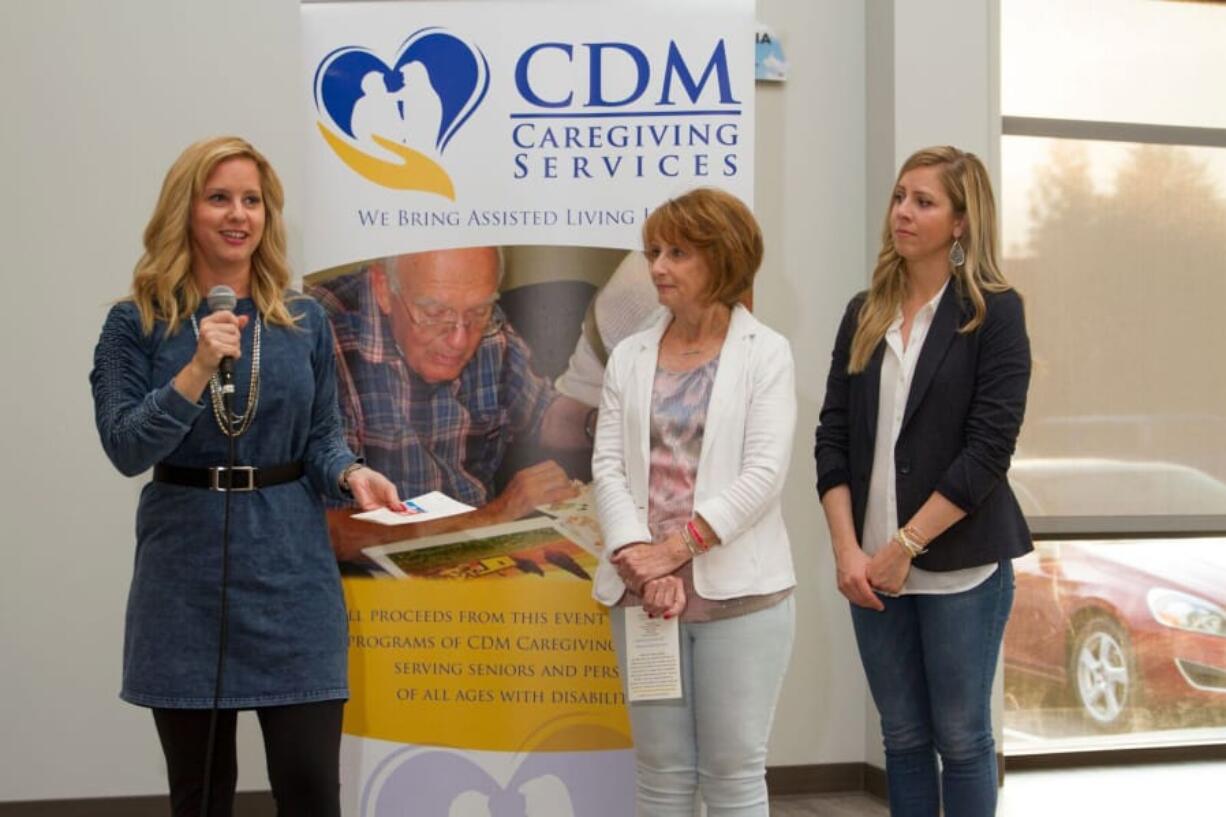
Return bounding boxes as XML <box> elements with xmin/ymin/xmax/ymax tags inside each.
<box><xmin>814</xmin><ymin>284</ymin><xmax>1033</xmax><ymax>571</ymax></box>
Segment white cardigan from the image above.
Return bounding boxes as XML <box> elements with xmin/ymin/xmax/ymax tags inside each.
<box><xmin>591</xmin><ymin>304</ymin><xmax>798</xmax><ymax>605</ymax></box>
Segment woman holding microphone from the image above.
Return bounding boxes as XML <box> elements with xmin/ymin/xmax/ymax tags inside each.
<box><xmin>91</xmin><ymin>136</ymin><xmax>400</xmax><ymax>816</ymax></box>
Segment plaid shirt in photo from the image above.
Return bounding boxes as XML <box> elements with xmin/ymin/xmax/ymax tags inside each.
<box><xmin>310</xmin><ymin>269</ymin><xmax>555</xmax><ymax>507</ymax></box>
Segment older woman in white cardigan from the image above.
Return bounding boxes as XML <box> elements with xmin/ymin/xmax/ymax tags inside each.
<box><xmin>592</xmin><ymin>188</ymin><xmax>797</xmax><ymax>817</ymax></box>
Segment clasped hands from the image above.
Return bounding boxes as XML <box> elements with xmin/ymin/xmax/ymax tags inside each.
<box><xmin>835</xmin><ymin>538</ymin><xmax>914</xmax><ymax>612</ymax></box>
<box><xmin>611</xmin><ymin>536</ymin><xmax>691</xmax><ymax>619</ymax></box>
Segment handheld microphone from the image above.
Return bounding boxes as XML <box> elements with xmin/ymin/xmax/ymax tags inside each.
<box><xmin>206</xmin><ymin>285</ymin><xmax>238</xmax><ymax>395</ymax></box>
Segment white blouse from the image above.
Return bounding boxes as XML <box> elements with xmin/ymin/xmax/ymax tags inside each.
<box><xmin>862</xmin><ymin>280</ymin><xmax>998</xmax><ymax>595</ymax></box>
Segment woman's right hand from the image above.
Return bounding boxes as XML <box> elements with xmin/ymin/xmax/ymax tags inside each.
<box><xmin>642</xmin><ymin>575</ymin><xmax>686</xmax><ymax>619</ymax></box>
<box><xmin>835</xmin><ymin>545</ymin><xmax>885</xmax><ymax>611</ymax></box>
<box><xmin>173</xmin><ymin>311</ymin><xmax>250</xmax><ymax>403</ymax></box>
<box><xmin>192</xmin><ymin>310</ymin><xmax>249</xmax><ymax>372</ymax></box>
<box><xmin>612</xmin><ymin>540</ymin><xmax>690</xmax><ymax>593</ymax></box>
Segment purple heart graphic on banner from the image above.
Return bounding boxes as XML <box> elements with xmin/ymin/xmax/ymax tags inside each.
<box><xmin>361</xmin><ymin>746</ymin><xmax>635</xmax><ymax>816</ymax></box>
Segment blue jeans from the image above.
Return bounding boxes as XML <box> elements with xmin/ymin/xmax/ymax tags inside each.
<box><xmin>850</xmin><ymin>561</ymin><xmax>1014</xmax><ymax>817</ymax></box>
<box><xmin>611</xmin><ymin>596</ymin><xmax>795</xmax><ymax>817</ymax></box>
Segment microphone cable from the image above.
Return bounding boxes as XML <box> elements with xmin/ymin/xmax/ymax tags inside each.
<box><xmin>200</xmin><ymin>379</ymin><xmax>238</xmax><ymax>816</ymax></box>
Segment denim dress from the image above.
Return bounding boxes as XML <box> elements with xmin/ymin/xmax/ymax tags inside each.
<box><xmin>91</xmin><ymin>295</ymin><xmax>355</xmax><ymax>709</ymax></box>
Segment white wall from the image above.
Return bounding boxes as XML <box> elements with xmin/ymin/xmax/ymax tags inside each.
<box><xmin>862</xmin><ymin>0</ymin><xmax>1003</xmax><ymax>768</ymax></box>
<box><xmin>0</xmin><ymin>0</ymin><xmax>302</xmax><ymax>800</ymax></box>
<box><xmin>0</xmin><ymin>0</ymin><xmax>996</xmax><ymax>802</ymax></box>
<box><xmin>753</xmin><ymin>0</ymin><xmax>871</xmax><ymax>766</ymax></box>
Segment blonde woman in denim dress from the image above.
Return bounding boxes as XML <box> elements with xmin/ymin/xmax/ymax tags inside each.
<box><xmin>91</xmin><ymin>136</ymin><xmax>401</xmax><ymax>816</ymax></box>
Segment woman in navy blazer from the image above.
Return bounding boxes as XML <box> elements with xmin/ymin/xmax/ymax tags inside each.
<box><xmin>815</xmin><ymin>147</ymin><xmax>1031</xmax><ymax>817</ymax></box>
<box><xmin>593</xmin><ymin>188</ymin><xmax>796</xmax><ymax>816</ymax></box>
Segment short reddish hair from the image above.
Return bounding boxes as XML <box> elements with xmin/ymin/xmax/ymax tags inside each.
<box><xmin>642</xmin><ymin>188</ymin><xmax>763</xmax><ymax>306</ymax></box>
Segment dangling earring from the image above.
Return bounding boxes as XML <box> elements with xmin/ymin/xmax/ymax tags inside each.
<box><xmin>949</xmin><ymin>238</ymin><xmax>966</xmax><ymax>267</ymax></box>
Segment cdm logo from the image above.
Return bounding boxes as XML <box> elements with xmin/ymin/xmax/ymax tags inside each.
<box><xmin>513</xmin><ymin>40</ymin><xmax>738</xmax><ymax>109</ymax></box>
<box><xmin>314</xmin><ymin>28</ymin><xmax>741</xmax><ymax>197</ymax></box>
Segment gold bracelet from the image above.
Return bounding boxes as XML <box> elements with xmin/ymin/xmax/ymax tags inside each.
<box><xmin>339</xmin><ymin>461</ymin><xmax>364</xmax><ymax>494</ymax></box>
<box><xmin>894</xmin><ymin>527</ymin><xmax>927</xmax><ymax>559</ymax></box>
<box><xmin>680</xmin><ymin>525</ymin><xmax>702</xmax><ymax>557</ymax></box>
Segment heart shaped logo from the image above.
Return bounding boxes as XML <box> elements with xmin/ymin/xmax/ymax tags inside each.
<box><xmin>313</xmin><ymin>27</ymin><xmax>490</xmax><ymax>199</ymax></box>
<box><xmin>359</xmin><ymin>715</ymin><xmax>633</xmax><ymax>816</ymax></box>
<box><xmin>360</xmin><ymin>746</ymin><xmax>635</xmax><ymax>817</ymax></box>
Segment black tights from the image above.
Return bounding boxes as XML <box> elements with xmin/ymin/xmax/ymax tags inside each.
<box><xmin>152</xmin><ymin>700</ymin><xmax>344</xmax><ymax>817</ymax></box>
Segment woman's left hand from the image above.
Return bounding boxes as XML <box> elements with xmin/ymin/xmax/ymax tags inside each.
<box><xmin>867</xmin><ymin>539</ymin><xmax>912</xmax><ymax>596</ymax></box>
<box><xmin>611</xmin><ymin>539</ymin><xmax>690</xmax><ymax>592</ymax></box>
<box><xmin>346</xmin><ymin>467</ymin><xmax>403</xmax><ymax>512</ymax></box>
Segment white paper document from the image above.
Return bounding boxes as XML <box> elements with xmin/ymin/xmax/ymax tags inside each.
<box><xmin>351</xmin><ymin>491</ymin><xmax>475</xmax><ymax>526</ymax></box>
<box><xmin>624</xmin><ymin>606</ymin><xmax>682</xmax><ymax>701</ymax></box>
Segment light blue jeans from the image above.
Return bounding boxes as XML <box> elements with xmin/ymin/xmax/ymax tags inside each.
<box><xmin>610</xmin><ymin>596</ymin><xmax>795</xmax><ymax>817</ymax></box>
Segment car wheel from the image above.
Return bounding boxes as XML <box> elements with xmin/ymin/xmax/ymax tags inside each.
<box><xmin>1069</xmin><ymin>615</ymin><xmax>1136</xmax><ymax>730</ymax></box>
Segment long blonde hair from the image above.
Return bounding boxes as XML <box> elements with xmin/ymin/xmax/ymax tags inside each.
<box><xmin>848</xmin><ymin>146</ymin><xmax>1011</xmax><ymax>373</ymax></box>
<box><xmin>129</xmin><ymin>136</ymin><xmax>296</xmax><ymax>334</ymax></box>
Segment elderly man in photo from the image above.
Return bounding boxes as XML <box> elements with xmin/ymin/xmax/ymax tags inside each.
<box><xmin>311</xmin><ymin>247</ymin><xmax>592</xmax><ymax>559</ymax></box>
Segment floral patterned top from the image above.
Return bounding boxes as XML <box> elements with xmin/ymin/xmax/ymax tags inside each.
<box><xmin>620</xmin><ymin>355</ymin><xmax>791</xmax><ymax>622</ymax></box>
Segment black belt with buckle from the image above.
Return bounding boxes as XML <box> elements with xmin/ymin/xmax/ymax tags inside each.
<box><xmin>152</xmin><ymin>461</ymin><xmax>305</xmax><ymax>492</ymax></box>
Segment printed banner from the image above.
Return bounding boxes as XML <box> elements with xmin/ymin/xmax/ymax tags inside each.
<box><xmin>302</xmin><ymin>2</ymin><xmax>754</xmax><ymax>814</ymax></box>
<box><xmin>303</xmin><ymin>0</ymin><xmax>755</xmax><ymax>267</ymax></box>
<box><xmin>339</xmin><ymin>566</ymin><xmax>634</xmax><ymax>815</ymax></box>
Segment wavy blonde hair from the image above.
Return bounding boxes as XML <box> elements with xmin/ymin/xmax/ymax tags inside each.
<box><xmin>129</xmin><ymin>136</ymin><xmax>296</xmax><ymax>334</ymax></box>
<box><xmin>848</xmin><ymin>146</ymin><xmax>1011</xmax><ymax>373</ymax></box>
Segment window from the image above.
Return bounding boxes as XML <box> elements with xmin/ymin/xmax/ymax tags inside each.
<box><xmin>1000</xmin><ymin>0</ymin><xmax>1226</xmax><ymax>754</ymax></box>
<box><xmin>1005</xmin><ymin>136</ymin><xmax>1226</xmax><ymax>522</ymax></box>
<box><xmin>1002</xmin><ymin>0</ymin><xmax>1226</xmax><ymax>131</ymax></box>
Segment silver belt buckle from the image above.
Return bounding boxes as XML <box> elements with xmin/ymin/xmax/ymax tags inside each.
<box><xmin>210</xmin><ymin>465</ymin><xmax>257</xmax><ymax>492</ymax></box>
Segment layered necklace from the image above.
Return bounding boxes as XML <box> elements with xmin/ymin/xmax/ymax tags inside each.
<box><xmin>190</xmin><ymin>313</ymin><xmax>262</xmax><ymax>437</ymax></box>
